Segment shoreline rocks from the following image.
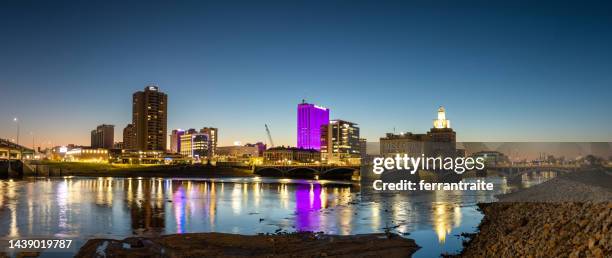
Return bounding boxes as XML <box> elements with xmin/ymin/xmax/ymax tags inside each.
<box><xmin>459</xmin><ymin>202</ymin><xmax>611</xmax><ymax>257</ymax></box>
<box><xmin>458</xmin><ymin>169</ymin><xmax>612</xmax><ymax>257</ymax></box>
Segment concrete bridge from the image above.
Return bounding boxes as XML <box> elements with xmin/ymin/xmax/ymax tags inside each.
<box><xmin>487</xmin><ymin>165</ymin><xmax>579</xmax><ymax>178</ymax></box>
<box><xmin>0</xmin><ymin>138</ymin><xmax>33</xmax><ymax>159</ymax></box>
<box><xmin>254</xmin><ymin>164</ymin><xmax>361</xmax><ymax>180</ymax></box>
<box><xmin>0</xmin><ymin>138</ymin><xmax>34</xmax><ymax>178</ymax></box>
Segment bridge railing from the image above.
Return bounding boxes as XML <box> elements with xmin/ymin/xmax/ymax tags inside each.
<box><xmin>256</xmin><ymin>164</ymin><xmax>360</xmax><ymax>168</ymax></box>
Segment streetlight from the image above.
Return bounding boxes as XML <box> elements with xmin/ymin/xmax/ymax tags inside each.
<box><xmin>14</xmin><ymin>117</ymin><xmax>21</xmax><ymax>160</ymax></box>
<box><xmin>30</xmin><ymin>132</ymin><xmax>34</xmax><ymax>150</ymax></box>
<box><xmin>7</xmin><ymin>117</ymin><xmax>19</xmax><ymax>171</ymax></box>
<box><xmin>13</xmin><ymin>118</ymin><xmax>19</xmax><ymax>146</ymax></box>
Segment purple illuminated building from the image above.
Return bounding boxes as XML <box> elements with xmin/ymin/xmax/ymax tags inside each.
<box><xmin>170</xmin><ymin>129</ymin><xmax>185</xmax><ymax>154</ymax></box>
<box><xmin>297</xmin><ymin>100</ymin><xmax>330</xmax><ymax>150</ymax></box>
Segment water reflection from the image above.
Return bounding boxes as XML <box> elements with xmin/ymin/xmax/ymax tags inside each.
<box><xmin>0</xmin><ymin>172</ymin><xmax>557</xmax><ymax>257</ymax></box>
<box><xmin>432</xmin><ymin>202</ymin><xmax>461</xmax><ymax>243</ymax></box>
<box><xmin>295</xmin><ymin>184</ymin><xmax>321</xmax><ymax>231</ymax></box>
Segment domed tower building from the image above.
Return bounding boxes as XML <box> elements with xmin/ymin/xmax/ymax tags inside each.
<box><xmin>433</xmin><ymin>106</ymin><xmax>450</xmax><ymax>129</ymax></box>
<box><xmin>426</xmin><ymin>106</ymin><xmax>457</xmax><ymax>157</ymax></box>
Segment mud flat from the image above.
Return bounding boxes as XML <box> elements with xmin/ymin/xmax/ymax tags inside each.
<box><xmin>75</xmin><ymin>232</ymin><xmax>420</xmax><ymax>258</ymax></box>
<box><xmin>458</xmin><ymin>169</ymin><xmax>612</xmax><ymax>258</ymax></box>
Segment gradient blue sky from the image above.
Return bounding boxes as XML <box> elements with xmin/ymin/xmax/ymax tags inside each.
<box><xmin>1</xmin><ymin>0</ymin><xmax>611</xmax><ymax>148</ymax></box>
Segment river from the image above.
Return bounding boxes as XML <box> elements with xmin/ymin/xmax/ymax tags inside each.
<box><xmin>0</xmin><ymin>172</ymin><xmax>556</xmax><ymax>257</ymax></box>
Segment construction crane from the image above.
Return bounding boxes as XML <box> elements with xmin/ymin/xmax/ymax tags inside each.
<box><xmin>265</xmin><ymin>124</ymin><xmax>275</xmax><ymax>148</ymax></box>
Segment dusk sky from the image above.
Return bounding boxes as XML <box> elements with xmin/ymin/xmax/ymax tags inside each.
<box><xmin>1</xmin><ymin>0</ymin><xmax>611</xmax><ymax>148</ymax></box>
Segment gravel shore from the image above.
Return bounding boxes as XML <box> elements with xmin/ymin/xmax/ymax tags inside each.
<box><xmin>459</xmin><ymin>168</ymin><xmax>612</xmax><ymax>257</ymax></box>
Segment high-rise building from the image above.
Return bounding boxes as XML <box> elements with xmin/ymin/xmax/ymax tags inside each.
<box><xmin>180</xmin><ymin>133</ymin><xmax>209</xmax><ymax>161</ymax></box>
<box><xmin>359</xmin><ymin>138</ymin><xmax>367</xmax><ymax>159</ymax></box>
<box><xmin>132</xmin><ymin>85</ymin><xmax>168</xmax><ymax>151</ymax></box>
<box><xmin>170</xmin><ymin>129</ymin><xmax>185</xmax><ymax>154</ymax></box>
<box><xmin>297</xmin><ymin>100</ymin><xmax>329</xmax><ymax>150</ymax></box>
<box><xmin>320</xmin><ymin>120</ymin><xmax>360</xmax><ymax>164</ymax></box>
<box><xmin>200</xmin><ymin>127</ymin><xmax>217</xmax><ymax>158</ymax></box>
<box><xmin>91</xmin><ymin>124</ymin><xmax>114</xmax><ymax>149</ymax></box>
<box><xmin>122</xmin><ymin>124</ymin><xmax>136</xmax><ymax>150</ymax></box>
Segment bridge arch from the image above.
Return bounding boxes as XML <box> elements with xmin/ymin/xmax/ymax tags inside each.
<box><xmin>255</xmin><ymin>167</ymin><xmax>284</xmax><ymax>177</ymax></box>
<box><xmin>286</xmin><ymin>167</ymin><xmax>319</xmax><ymax>179</ymax></box>
<box><xmin>320</xmin><ymin>167</ymin><xmax>358</xmax><ymax>180</ymax></box>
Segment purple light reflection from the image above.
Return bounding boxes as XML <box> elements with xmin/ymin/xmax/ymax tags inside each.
<box><xmin>173</xmin><ymin>186</ymin><xmax>186</xmax><ymax>233</ymax></box>
<box><xmin>295</xmin><ymin>184</ymin><xmax>322</xmax><ymax>231</ymax></box>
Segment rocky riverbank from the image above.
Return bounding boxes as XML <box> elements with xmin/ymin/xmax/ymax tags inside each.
<box><xmin>75</xmin><ymin>232</ymin><xmax>420</xmax><ymax>258</ymax></box>
<box><xmin>458</xmin><ymin>169</ymin><xmax>612</xmax><ymax>257</ymax></box>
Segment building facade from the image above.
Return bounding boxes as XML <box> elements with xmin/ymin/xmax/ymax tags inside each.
<box><xmin>246</xmin><ymin>142</ymin><xmax>267</xmax><ymax>156</ymax></box>
<box><xmin>113</xmin><ymin>142</ymin><xmax>124</xmax><ymax>149</ymax></box>
<box><xmin>359</xmin><ymin>138</ymin><xmax>367</xmax><ymax>159</ymax></box>
<box><xmin>110</xmin><ymin>150</ymin><xmax>186</xmax><ymax>164</ymax></box>
<box><xmin>122</xmin><ymin>124</ymin><xmax>136</xmax><ymax>150</ymax></box>
<box><xmin>170</xmin><ymin>129</ymin><xmax>185</xmax><ymax>154</ymax></box>
<box><xmin>91</xmin><ymin>124</ymin><xmax>114</xmax><ymax>149</ymax></box>
<box><xmin>380</xmin><ymin>106</ymin><xmax>456</xmax><ymax>158</ymax></box>
<box><xmin>216</xmin><ymin>145</ymin><xmax>260</xmax><ymax>158</ymax></box>
<box><xmin>380</xmin><ymin>132</ymin><xmax>429</xmax><ymax>157</ymax></box>
<box><xmin>200</xmin><ymin>127</ymin><xmax>218</xmax><ymax>157</ymax></box>
<box><xmin>320</xmin><ymin>120</ymin><xmax>361</xmax><ymax>164</ymax></box>
<box><xmin>132</xmin><ymin>85</ymin><xmax>168</xmax><ymax>151</ymax></box>
<box><xmin>426</xmin><ymin>106</ymin><xmax>456</xmax><ymax>157</ymax></box>
<box><xmin>65</xmin><ymin>148</ymin><xmax>109</xmax><ymax>162</ymax></box>
<box><xmin>297</xmin><ymin>100</ymin><xmax>329</xmax><ymax>150</ymax></box>
<box><xmin>263</xmin><ymin>147</ymin><xmax>320</xmax><ymax>164</ymax></box>
<box><xmin>180</xmin><ymin>133</ymin><xmax>209</xmax><ymax>161</ymax></box>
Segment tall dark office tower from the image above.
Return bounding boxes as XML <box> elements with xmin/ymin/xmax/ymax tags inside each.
<box><xmin>91</xmin><ymin>124</ymin><xmax>114</xmax><ymax>149</ymax></box>
<box><xmin>122</xmin><ymin>124</ymin><xmax>136</xmax><ymax>150</ymax></box>
<box><xmin>132</xmin><ymin>85</ymin><xmax>168</xmax><ymax>151</ymax></box>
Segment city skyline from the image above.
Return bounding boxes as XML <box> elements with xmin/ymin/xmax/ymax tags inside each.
<box><xmin>2</xmin><ymin>0</ymin><xmax>612</xmax><ymax>147</ymax></box>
